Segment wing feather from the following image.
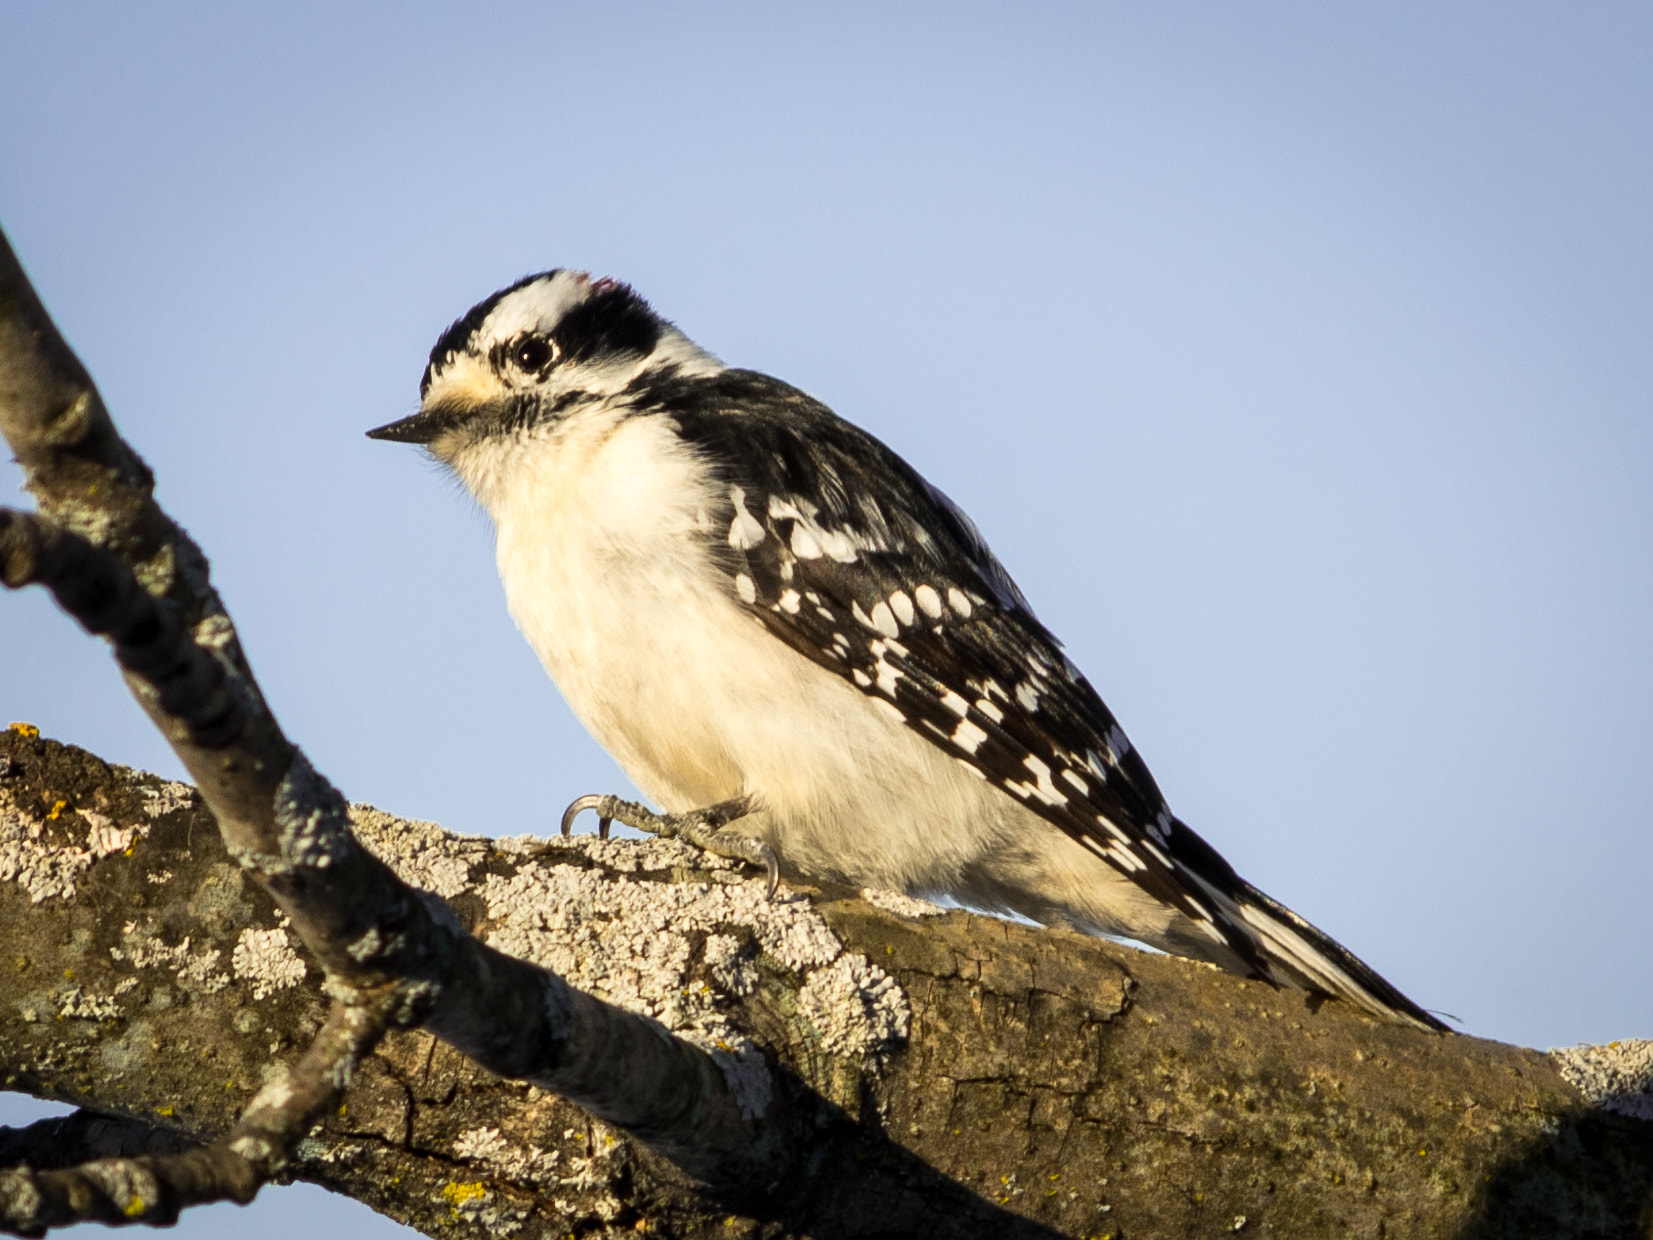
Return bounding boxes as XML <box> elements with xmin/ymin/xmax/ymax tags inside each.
<box><xmin>647</xmin><ymin>372</ymin><xmax>1247</xmax><ymax>933</ymax></box>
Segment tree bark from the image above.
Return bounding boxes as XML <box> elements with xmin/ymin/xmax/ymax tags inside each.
<box><xmin>3</xmin><ymin>727</ymin><xmax>1649</xmax><ymax>1239</ymax></box>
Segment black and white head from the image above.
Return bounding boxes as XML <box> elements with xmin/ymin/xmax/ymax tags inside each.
<box><xmin>366</xmin><ymin>269</ymin><xmax>721</xmax><ymax>464</ymax></box>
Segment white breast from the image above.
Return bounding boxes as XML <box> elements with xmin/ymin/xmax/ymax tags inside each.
<box><xmin>480</xmin><ymin>409</ymin><xmax>755</xmax><ymax>803</ymax></box>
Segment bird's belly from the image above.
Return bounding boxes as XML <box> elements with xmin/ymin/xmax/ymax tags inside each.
<box><xmin>497</xmin><ymin>536</ymin><xmax>1017</xmax><ymax>889</ymax></box>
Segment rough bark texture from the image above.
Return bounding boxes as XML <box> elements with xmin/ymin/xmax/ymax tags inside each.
<box><xmin>3</xmin><ymin>728</ymin><xmax>1649</xmax><ymax>1239</ymax></box>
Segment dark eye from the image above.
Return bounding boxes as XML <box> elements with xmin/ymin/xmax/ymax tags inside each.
<box><xmin>512</xmin><ymin>336</ymin><xmax>555</xmax><ymax>372</ymax></box>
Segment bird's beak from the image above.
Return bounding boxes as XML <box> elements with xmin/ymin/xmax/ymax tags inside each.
<box><xmin>366</xmin><ymin>408</ymin><xmax>446</xmax><ymax>444</ymax></box>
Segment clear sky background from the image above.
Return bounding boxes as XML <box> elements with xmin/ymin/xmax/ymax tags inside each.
<box><xmin>3</xmin><ymin>4</ymin><xmax>1650</xmax><ymax>1235</ymax></box>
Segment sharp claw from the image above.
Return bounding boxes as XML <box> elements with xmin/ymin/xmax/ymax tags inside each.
<box><xmin>561</xmin><ymin>794</ymin><xmax>606</xmax><ymax>837</ymax></box>
<box><xmin>563</xmin><ymin>793</ymin><xmax>774</xmax><ymax>889</ymax></box>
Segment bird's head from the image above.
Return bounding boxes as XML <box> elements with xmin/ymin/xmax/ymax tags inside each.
<box><xmin>367</xmin><ymin>269</ymin><xmax>719</xmax><ymax>464</ymax></box>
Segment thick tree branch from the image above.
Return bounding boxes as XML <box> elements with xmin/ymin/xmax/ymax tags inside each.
<box><xmin>2</xmin><ymin>731</ymin><xmax>1651</xmax><ymax>1238</ymax></box>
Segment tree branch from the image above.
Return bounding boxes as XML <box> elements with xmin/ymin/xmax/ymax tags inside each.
<box><xmin>3</xmin><ymin>730</ymin><xmax>1652</xmax><ymax>1237</ymax></box>
<box><xmin>0</xmin><ymin>1115</ymin><xmax>195</xmax><ymax>1172</ymax></box>
<box><xmin>0</xmin><ymin>991</ymin><xmax>386</xmax><ymax>1234</ymax></box>
<box><xmin>0</xmin><ymin>222</ymin><xmax>768</xmax><ymax>1233</ymax></box>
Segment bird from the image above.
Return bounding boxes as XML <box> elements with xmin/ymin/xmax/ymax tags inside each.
<box><xmin>367</xmin><ymin>269</ymin><xmax>1444</xmax><ymax>1031</ymax></box>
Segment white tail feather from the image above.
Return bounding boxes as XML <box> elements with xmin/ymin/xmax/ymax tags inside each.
<box><xmin>1180</xmin><ymin>870</ymin><xmax>1437</xmax><ymax>1030</ymax></box>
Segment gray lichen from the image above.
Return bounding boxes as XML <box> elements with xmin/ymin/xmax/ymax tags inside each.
<box><xmin>859</xmin><ymin>887</ymin><xmax>946</xmax><ymax>919</ymax></box>
<box><xmin>1551</xmin><ymin>1039</ymin><xmax>1653</xmax><ymax>1121</ymax></box>
<box><xmin>797</xmin><ymin>952</ymin><xmax>910</xmax><ymax>1058</ymax></box>
<box><xmin>348</xmin><ymin>805</ymin><xmax>488</xmax><ymax>899</ymax></box>
<box><xmin>345</xmin><ymin>812</ymin><xmax>912</xmax><ymax>1128</ymax></box>
<box><xmin>451</xmin><ymin>1125</ymin><xmax>562</xmax><ymax>1183</ymax></box>
<box><xmin>111</xmin><ymin>926</ymin><xmax>230</xmax><ymax>995</ymax></box>
<box><xmin>134</xmin><ymin>778</ymin><xmax>193</xmax><ymax>820</ymax></box>
<box><xmin>269</xmin><ymin>750</ymin><xmax>352</xmax><ymax>873</ymax></box>
<box><xmin>0</xmin><ymin>783</ymin><xmax>149</xmax><ymax>904</ymax></box>
<box><xmin>56</xmin><ymin>986</ymin><xmax>122</xmax><ymax>1021</ymax></box>
<box><xmin>231</xmin><ymin>927</ymin><xmax>307</xmax><ymax>1000</ymax></box>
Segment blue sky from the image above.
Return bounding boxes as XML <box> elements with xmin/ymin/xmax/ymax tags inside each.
<box><xmin>3</xmin><ymin>5</ymin><xmax>1650</xmax><ymax>1233</ymax></box>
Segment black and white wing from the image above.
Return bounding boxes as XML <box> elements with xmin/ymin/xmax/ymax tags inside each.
<box><xmin>649</xmin><ymin>368</ymin><xmax>1441</xmax><ymax>1031</ymax></box>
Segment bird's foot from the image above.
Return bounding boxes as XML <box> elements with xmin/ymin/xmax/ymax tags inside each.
<box><xmin>559</xmin><ymin>793</ymin><xmax>779</xmax><ymax>898</ymax></box>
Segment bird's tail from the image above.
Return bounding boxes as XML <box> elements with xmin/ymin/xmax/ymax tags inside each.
<box><xmin>1226</xmin><ymin>881</ymin><xmax>1446</xmax><ymax>1031</ymax></box>
<box><xmin>1168</xmin><ymin>818</ymin><xmax>1447</xmax><ymax>1032</ymax></box>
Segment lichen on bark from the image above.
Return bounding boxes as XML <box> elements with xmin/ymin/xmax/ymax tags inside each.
<box><xmin>3</xmin><ymin>727</ymin><xmax>1650</xmax><ymax>1239</ymax></box>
